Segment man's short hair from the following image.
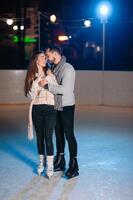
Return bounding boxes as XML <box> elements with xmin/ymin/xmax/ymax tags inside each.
<box><xmin>45</xmin><ymin>44</ymin><xmax>62</xmax><ymax>55</ymax></box>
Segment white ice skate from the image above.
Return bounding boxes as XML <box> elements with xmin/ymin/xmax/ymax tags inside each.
<box><xmin>37</xmin><ymin>155</ymin><xmax>45</xmax><ymax>176</ymax></box>
<box><xmin>46</xmin><ymin>156</ymin><xmax>54</xmax><ymax>179</ymax></box>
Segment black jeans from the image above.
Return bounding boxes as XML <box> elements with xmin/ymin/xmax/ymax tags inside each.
<box><xmin>55</xmin><ymin>105</ymin><xmax>77</xmax><ymax>158</ymax></box>
<box><xmin>32</xmin><ymin>104</ymin><xmax>56</xmax><ymax>156</ymax></box>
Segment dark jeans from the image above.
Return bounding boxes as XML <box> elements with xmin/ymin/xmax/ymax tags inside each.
<box><xmin>32</xmin><ymin>104</ymin><xmax>56</xmax><ymax>156</ymax></box>
<box><xmin>55</xmin><ymin>105</ymin><xmax>77</xmax><ymax>158</ymax></box>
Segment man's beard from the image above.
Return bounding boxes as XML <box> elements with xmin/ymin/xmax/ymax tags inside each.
<box><xmin>46</xmin><ymin>58</ymin><xmax>56</xmax><ymax>69</ymax></box>
<box><xmin>48</xmin><ymin>57</ymin><xmax>56</xmax><ymax>64</ymax></box>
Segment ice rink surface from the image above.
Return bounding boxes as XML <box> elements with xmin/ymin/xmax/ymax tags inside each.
<box><xmin>0</xmin><ymin>105</ymin><xmax>133</xmax><ymax>200</ymax></box>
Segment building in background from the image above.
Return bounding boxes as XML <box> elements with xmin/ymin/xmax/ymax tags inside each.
<box><xmin>0</xmin><ymin>1</ymin><xmax>40</xmax><ymax>69</ymax></box>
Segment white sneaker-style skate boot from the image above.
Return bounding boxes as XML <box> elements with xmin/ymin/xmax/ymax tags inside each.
<box><xmin>37</xmin><ymin>154</ymin><xmax>45</xmax><ymax>176</ymax></box>
<box><xmin>46</xmin><ymin>156</ymin><xmax>54</xmax><ymax>179</ymax></box>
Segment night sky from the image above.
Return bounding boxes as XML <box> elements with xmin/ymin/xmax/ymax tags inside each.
<box><xmin>0</xmin><ymin>0</ymin><xmax>133</xmax><ymax>20</ymax></box>
<box><xmin>40</xmin><ymin>0</ymin><xmax>133</xmax><ymax>21</ymax></box>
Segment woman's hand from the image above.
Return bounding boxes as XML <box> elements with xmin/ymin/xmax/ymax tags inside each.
<box><xmin>46</xmin><ymin>69</ymin><xmax>53</xmax><ymax>76</ymax></box>
<box><xmin>38</xmin><ymin>79</ymin><xmax>48</xmax><ymax>87</ymax></box>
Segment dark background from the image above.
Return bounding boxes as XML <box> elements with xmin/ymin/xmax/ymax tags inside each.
<box><xmin>0</xmin><ymin>0</ymin><xmax>133</xmax><ymax>70</ymax></box>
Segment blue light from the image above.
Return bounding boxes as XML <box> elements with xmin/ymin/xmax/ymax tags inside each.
<box><xmin>100</xmin><ymin>5</ymin><xmax>109</xmax><ymax>16</ymax></box>
<box><xmin>96</xmin><ymin>1</ymin><xmax>112</xmax><ymax>19</ymax></box>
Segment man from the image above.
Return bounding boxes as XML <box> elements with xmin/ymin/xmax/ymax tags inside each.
<box><xmin>39</xmin><ymin>45</ymin><xmax>79</xmax><ymax>179</ymax></box>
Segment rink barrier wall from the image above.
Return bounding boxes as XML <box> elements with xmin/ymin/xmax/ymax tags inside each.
<box><xmin>0</xmin><ymin>70</ymin><xmax>133</xmax><ymax>107</ymax></box>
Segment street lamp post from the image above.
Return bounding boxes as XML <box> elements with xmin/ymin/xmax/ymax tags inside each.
<box><xmin>99</xmin><ymin>5</ymin><xmax>109</xmax><ymax>71</ymax></box>
<box><xmin>50</xmin><ymin>14</ymin><xmax>57</xmax><ymax>44</ymax></box>
<box><xmin>38</xmin><ymin>12</ymin><xmax>57</xmax><ymax>50</ymax></box>
<box><xmin>97</xmin><ymin>3</ymin><xmax>111</xmax><ymax>105</ymax></box>
<box><xmin>102</xmin><ymin>21</ymin><xmax>106</xmax><ymax>71</ymax></box>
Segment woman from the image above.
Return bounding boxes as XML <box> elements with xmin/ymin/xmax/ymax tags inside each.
<box><xmin>24</xmin><ymin>51</ymin><xmax>57</xmax><ymax>178</ymax></box>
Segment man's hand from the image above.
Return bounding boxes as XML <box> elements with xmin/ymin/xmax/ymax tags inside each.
<box><xmin>38</xmin><ymin>79</ymin><xmax>48</xmax><ymax>87</ymax></box>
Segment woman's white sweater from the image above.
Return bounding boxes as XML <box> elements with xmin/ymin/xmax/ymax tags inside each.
<box><xmin>28</xmin><ymin>73</ymin><xmax>57</xmax><ymax>140</ymax></box>
<box><xmin>29</xmin><ymin>73</ymin><xmax>57</xmax><ymax>105</ymax></box>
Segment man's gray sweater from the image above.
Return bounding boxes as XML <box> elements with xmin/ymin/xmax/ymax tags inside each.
<box><xmin>48</xmin><ymin>62</ymin><xmax>75</xmax><ymax>108</ymax></box>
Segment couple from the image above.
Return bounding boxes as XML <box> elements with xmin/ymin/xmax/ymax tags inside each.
<box><xmin>24</xmin><ymin>45</ymin><xmax>79</xmax><ymax>179</ymax></box>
